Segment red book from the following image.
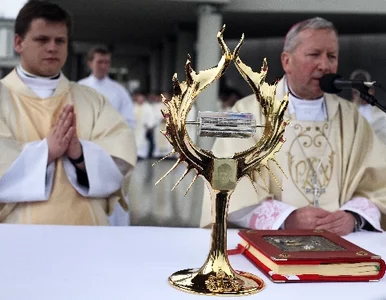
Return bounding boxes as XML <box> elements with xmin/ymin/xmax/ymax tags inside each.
<box><xmin>234</xmin><ymin>229</ymin><xmax>385</xmax><ymax>283</ymax></box>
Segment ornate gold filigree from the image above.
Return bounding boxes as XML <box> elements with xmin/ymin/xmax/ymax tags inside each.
<box><xmin>205</xmin><ymin>269</ymin><xmax>241</xmax><ymax>293</ymax></box>
<box><xmin>279</xmin><ymin>253</ymin><xmax>291</xmax><ymax>258</ymax></box>
<box><xmin>356</xmin><ymin>251</ymin><xmax>369</xmax><ymax>256</ymax></box>
<box><xmin>288</xmin><ymin>123</ymin><xmax>335</xmax><ymax>205</ymax></box>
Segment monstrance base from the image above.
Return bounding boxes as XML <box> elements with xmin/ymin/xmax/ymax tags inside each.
<box><xmin>168</xmin><ymin>268</ymin><xmax>265</xmax><ymax>296</ymax></box>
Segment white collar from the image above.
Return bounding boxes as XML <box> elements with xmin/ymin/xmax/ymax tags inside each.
<box><xmin>16</xmin><ymin>65</ymin><xmax>61</xmax><ymax>98</ymax></box>
<box><xmin>285</xmin><ymin>81</ymin><xmax>327</xmax><ymax>121</ymax></box>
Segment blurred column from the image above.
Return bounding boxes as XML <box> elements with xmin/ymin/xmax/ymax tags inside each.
<box><xmin>0</xmin><ymin>27</ymin><xmax>13</xmax><ymax>58</ymax></box>
<box><xmin>175</xmin><ymin>28</ymin><xmax>195</xmax><ymax>82</ymax></box>
<box><xmin>160</xmin><ymin>37</ymin><xmax>175</xmax><ymax>93</ymax></box>
<box><xmin>149</xmin><ymin>47</ymin><xmax>162</xmax><ymax>93</ymax></box>
<box><xmin>195</xmin><ymin>4</ymin><xmax>222</xmax><ymax>149</ymax></box>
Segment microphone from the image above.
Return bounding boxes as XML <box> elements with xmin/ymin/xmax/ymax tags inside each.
<box><xmin>319</xmin><ymin>73</ymin><xmax>376</xmax><ymax>94</ymax></box>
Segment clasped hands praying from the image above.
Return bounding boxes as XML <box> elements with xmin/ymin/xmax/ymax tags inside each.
<box><xmin>284</xmin><ymin>206</ymin><xmax>357</xmax><ymax>236</ymax></box>
<box><xmin>46</xmin><ymin>104</ymin><xmax>84</xmax><ymax>169</ymax></box>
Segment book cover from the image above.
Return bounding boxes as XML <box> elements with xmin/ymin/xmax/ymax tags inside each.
<box><xmin>234</xmin><ymin>229</ymin><xmax>385</xmax><ymax>283</ymax></box>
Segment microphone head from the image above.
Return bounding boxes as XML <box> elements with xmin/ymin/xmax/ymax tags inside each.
<box><xmin>319</xmin><ymin>73</ymin><xmax>343</xmax><ymax>94</ymax></box>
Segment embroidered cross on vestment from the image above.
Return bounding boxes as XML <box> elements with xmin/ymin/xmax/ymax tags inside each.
<box><xmin>305</xmin><ymin>172</ymin><xmax>326</xmax><ymax>208</ymax></box>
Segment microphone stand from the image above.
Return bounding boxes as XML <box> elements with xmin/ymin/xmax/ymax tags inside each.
<box><xmin>357</xmin><ymin>85</ymin><xmax>386</xmax><ymax>114</ymax></box>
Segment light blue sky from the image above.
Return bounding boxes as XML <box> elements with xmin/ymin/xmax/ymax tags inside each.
<box><xmin>0</xmin><ymin>0</ymin><xmax>27</xmax><ymax>18</ymax></box>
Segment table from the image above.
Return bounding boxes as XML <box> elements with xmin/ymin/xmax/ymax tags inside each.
<box><xmin>0</xmin><ymin>225</ymin><xmax>384</xmax><ymax>300</ymax></box>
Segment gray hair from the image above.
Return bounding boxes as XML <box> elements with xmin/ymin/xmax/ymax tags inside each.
<box><xmin>283</xmin><ymin>17</ymin><xmax>338</xmax><ymax>53</ymax></box>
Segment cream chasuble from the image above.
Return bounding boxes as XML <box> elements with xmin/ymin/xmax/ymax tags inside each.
<box><xmin>200</xmin><ymin>77</ymin><xmax>386</xmax><ymax>227</ymax></box>
<box><xmin>0</xmin><ymin>70</ymin><xmax>136</xmax><ymax>225</ymax></box>
<box><xmin>358</xmin><ymin>104</ymin><xmax>386</xmax><ymax>145</ymax></box>
<box><xmin>280</xmin><ymin>119</ymin><xmax>338</xmax><ymax>210</ymax></box>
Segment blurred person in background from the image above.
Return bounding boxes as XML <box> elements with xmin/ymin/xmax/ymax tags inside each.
<box><xmin>132</xmin><ymin>90</ymin><xmax>156</xmax><ymax>159</ymax></box>
<box><xmin>350</xmin><ymin>69</ymin><xmax>386</xmax><ymax>145</ymax></box>
<box><xmin>219</xmin><ymin>87</ymin><xmax>242</xmax><ymax>112</ymax></box>
<box><xmin>79</xmin><ymin>46</ymin><xmax>135</xmax><ymax>129</ymax></box>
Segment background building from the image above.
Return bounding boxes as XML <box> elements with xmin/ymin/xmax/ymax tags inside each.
<box><xmin>0</xmin><ymin>19</ymin><xmax>19</xmax><ymax>78</ymax></box>
<box><xmin>2</xmin><ymin>0</ymin><xmax>386</xmax><ymax>227</ymax></box>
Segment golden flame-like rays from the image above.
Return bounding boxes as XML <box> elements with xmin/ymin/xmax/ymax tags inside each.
<box><xmin>265</xmin><ymin>165</ymin><xmax>282</xmax><ymax>190</ymax></box>
<box><xmin>155</xmin><ymin>26</ymin><xmax>233</xmax><ymax>187</ymax></box>
<box><xmin>230</xmin><ymin>42</ymin><xmax>290</xmax><ymax>187</ymax></box>
<box><xmin>155</xmin><ymin>158</ymin><xmax>182</xmax><ymax>185</ymax></box>
<box><xmin>256</xmin><ymin>169</ymin><xmax>269</xmax><ymax>191</ymax></box>
<box><xmin>152</xmin><ymin>150</ymin><xmax>176</xmax><ymax>167</ymax></box>
<box><xmin>232</xmin><ymin>33</ymin><xmax>244</xmax><ymax>61</ymax></box>
<box><xmin>272</xmin><ymin>158</ymin><xmax>288</xmax><ymax>180</ymax></box>
<box><xmin>184</xmin><ymin>173</ymin><xmax>199</xmax><ymax>196</ymax></box>
<box><xmin>155</xmin><ymin>25</ymin><xmax>289</xmax><ymax>198</ymax></box>
<box><xmin>246</xmin><ymin>173</ymin><xmax>260</xmax><ymax>196</ymax></box>
<box><xmin>171</xmin><ymin>168</ymin><xmax>191</xmax><ymax>191</ymax></box>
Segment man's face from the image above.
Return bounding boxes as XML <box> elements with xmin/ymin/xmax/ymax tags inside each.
<box><xmin>14</xmin><ymin>18</ymin><xmax>68</xmax><ymax>77</ymax></box>
<box><xmin>281</xmin><ymin>28</ymin><xmax>339</xmax><ymax>99</ymax></box>
<box><xmin>133</xmin><ymin>93</ymin><xmax>146</xmax><ymax>104</ymax></box>
<box><xmin>88</xmin><ymin>53</ymin><xmax>111</xmax><ymax>79</ymax></box>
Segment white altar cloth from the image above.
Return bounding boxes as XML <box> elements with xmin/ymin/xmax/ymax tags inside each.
<box><xmin>0</xmin><ymin>225</ymin><xmax>384</xmax><ymax>300</ymax></box>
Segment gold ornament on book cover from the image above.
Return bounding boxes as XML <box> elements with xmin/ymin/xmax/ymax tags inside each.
<box><xmin>155</xmin><ymin>25</ymin><xmax>289</xmax><ymax>296</ymax></box>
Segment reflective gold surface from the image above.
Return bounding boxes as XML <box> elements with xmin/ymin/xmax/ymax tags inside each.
<box><xmin>168</xmin><ymin>190</ymin><xmax>265</xmax><ymax>295</ymax></box>
<box><xmin>169</xmin><ymin>268</ymin><xmax>264</xmax><ymax>296</ymax></box>
<box><xmin>156</xmin><ymin>26</ymin><xmax>289</xmax><ymax>296</ymax></box>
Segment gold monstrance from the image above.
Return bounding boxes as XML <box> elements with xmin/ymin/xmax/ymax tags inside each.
<box><xmin>155</xmin><ymin>26</ymin><xmax>289</xmax><ymax>296</ymax></box>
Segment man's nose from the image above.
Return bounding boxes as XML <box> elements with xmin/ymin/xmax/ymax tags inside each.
<box><xmin>47</xmin><ymin>40</ymin><xmax>58</xmax><ymax>52</ymax></box>
<box><xmin>318</xmin><ymin>55</ymin><xmax>330</xmax><ymax>72</ymax></box>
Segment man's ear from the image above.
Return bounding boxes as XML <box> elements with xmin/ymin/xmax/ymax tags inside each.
<box><xmin>14</xmin><ymin>34</ymin><xmax>23</xmax><ymax>54</ymax></box>
<box><xmin>281</xmin><ymin>52</ymin><xmax>290</xmax><ymax>73</ymax></box>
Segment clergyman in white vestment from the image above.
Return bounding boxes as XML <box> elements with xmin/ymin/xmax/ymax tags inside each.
<box><xmin>0</xmin><ymin>1</ymin><xmax>136</xmax><ymax>226</ymax></box>
<box><xmin>133</xmin><ymin>92</ymin><xmax>156</xmax><ymax>159</ymax></box>
<box><xmin>349</xmin><ymin>69</ymin><xmax>386</xmax><ymax>145</ymax></box>
<box><xmin>78</xmin><ymin>46</ymin><xmax>136</xmax><ymax>129</ymax></box>
<box><xmin>200</xmin><ymin>17</ymin><xmax>386</xmax><ymax>235</ymax></box>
